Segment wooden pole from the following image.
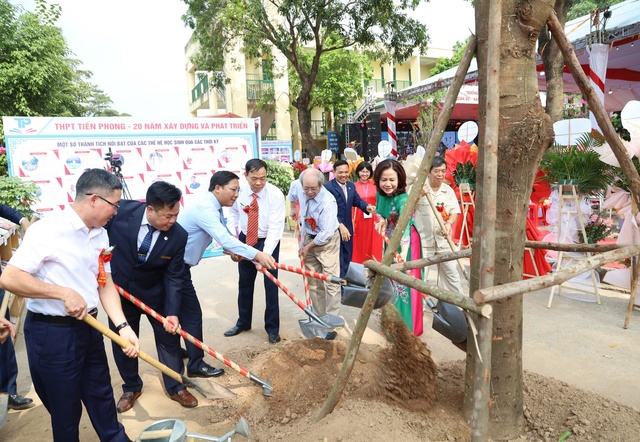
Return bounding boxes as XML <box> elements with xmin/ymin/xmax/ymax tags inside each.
<box><xmin>473</xmin><ymin>244</ymin><xmax>640</xmax><ymax>304</ymax></box>
<box><xmin>547</xmin><ymin>11</ymin><xmax>640</xmax><ymax>211</ymax></box>
<box><xmin>423</xmin><ymin>191</ymin><xmax>470</xmax><ymax>280</ymax></box>
<box><xmin>314</xmin><ymin>33</ymin><xmax>479</xmax><ymax>423</ymax></box>
<box><xmin>365</xmin><ymin>260</ymin><xmax>492</xmax><ymax>318</ymax></box>
<box><xmin>624</xmin><ymin>256</ymin><xmax>638</xmax><ymax>329</ymax></box>
<box><xmin>525</xmin><ymin>241</ymin><xmax>619</xmax><ymax>253</ymax></box>
<box><xmin>391</xmin><ymin>249</ymin><xmax>472</xmax><ymax>271</ymax></box>
<box><xmin>471</xmin><ymin>0</ymin><xmax>500</xmax><ymax>438</ymax></box>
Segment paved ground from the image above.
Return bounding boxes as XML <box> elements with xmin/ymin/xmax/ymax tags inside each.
<box><xmin>3</xmin><ymin>229</ymin><xmax>640</xmax><ymax>439</ymax></box>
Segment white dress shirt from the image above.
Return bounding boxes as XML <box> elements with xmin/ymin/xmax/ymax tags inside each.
<box><xmin>227</xmin><ymin>182</ymin><xmax>285</xmax><ymax>255</ymax></box>
<box><xmin>9</xmin><ymin>208</ymin><xmax>109</xmax><ymax>316</ymax></box>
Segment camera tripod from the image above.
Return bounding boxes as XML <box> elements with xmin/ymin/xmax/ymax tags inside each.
<box><xmin>111</xmin><ymin>165</ymin><xmax>132</xmax><ymax>200</ymax></box>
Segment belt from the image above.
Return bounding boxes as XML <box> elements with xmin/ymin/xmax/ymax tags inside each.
<box><xmin>27</xmin><ymin>308</ymin><xmax>98</xmax><ymax>325</ymax></box>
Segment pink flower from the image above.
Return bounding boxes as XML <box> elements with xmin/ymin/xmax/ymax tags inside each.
<box><xmin>590</xmin><ymin>214</ymin><xmax>598</xmax><ymax>223</ymax></box>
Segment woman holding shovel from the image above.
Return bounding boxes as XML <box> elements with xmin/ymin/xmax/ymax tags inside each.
<box><xmin>373</xmin><ymin>159</ymin><xmax>424</xmax><ymax>336</ymax></box>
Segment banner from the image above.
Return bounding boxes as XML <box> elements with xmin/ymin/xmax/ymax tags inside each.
<box><xmin>3</xmin><ymin>116</ymin><xmax>260</xmax><ymax>212</ymax></box>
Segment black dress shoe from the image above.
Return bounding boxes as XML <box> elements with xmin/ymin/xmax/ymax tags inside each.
<box><xmin>268</xmin><ymin>333</ymin><xmax>281</xmax><ymax>344</ymax></box>
<box><xmin>187</xmin><ymin>364</ymin><xmax>225</xmax><ymax>378</ymax></box>
<box><xmin>223</xmin><ymin>325</ymin><xmax>250</xmax><ymax>337</ymax></box>
<box><xmin>8</xmin><ymin>394</ymin><xmax>34</xmax><ymax>410</ymax></box>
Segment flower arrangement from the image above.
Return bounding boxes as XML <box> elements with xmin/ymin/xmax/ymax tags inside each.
<box><xmin>314</xmin><ymin>158</ymin><xmax>334</xmax><ymax>182</ymax></box>
<box><xmin>292</xmin><ymin>161</ymin><xmax>308</xmax><ymax>180</ymax></box>
<box><xmin>577</xmin><ymin>214</ymin><xmax>613</xmax><ymax>244</ymax></box>
<box><xmin>445</xmin><ymin>141</ymin><xmax>477</xmax><ymax>190</ymax></box>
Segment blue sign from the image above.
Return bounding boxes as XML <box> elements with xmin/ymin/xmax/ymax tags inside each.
<box><xmin>327</xmin><ymin>131</ymin><xmax>340</xmax><ymax>153</ymax></box>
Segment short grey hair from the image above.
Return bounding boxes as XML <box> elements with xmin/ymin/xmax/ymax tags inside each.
<box><xmin>75</xmin><ymin>168</ymin><xmax>122</xmax><ymax>201</ymax></box>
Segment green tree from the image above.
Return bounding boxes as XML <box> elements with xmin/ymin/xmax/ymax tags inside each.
<box><xmin>430</xmin><ymin>38</ymin><xmax>469</xmax><ymax>76</ymax></box>
<box><xmin>0</xmin><ymin>0</ymin><xmax>124</xmax><ymax>139</ymax></box>
<box><xmin>182</xmin><ymin>0</ymin><xmax>430</xmax><ymax>157</ymax></box>
<box><xmin>567</xmin><ymin>0</ymin><xmax>624</xmax><ymax>20</ymax></box>
<box><xmin>289</xmin><ymin>44</ymin><xmax>374</xmax><ymax>131</ymax></box>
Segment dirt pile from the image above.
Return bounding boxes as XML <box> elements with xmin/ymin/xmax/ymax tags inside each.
<box><xmin>368</xmin><ymin>305</ymin><xmax>437</xmax><ymax>411</ymax></box>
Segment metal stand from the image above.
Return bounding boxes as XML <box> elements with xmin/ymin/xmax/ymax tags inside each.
<box><xmin>547</xmin><ymin>184</ymin><xmax>601</xmax><ymax>308</ymax></box>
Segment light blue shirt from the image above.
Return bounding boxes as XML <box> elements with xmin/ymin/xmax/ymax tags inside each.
<box><xmin>299</xmin><ymin>187</ymin><xmax>339</xmax><ymax>246</ymax></box>
<box><xmin>179</xmin><ymin>192</ymin><xmax>258</xmax><ymax>266</ymax></box>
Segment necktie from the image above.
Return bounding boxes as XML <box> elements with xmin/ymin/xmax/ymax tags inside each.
<box><xmin>246</xmin><ymin>193</ymin><xmax>259</xmax><ymax>246</ymax></box>
<box><xmin>137</xmin><ymin>225</ymin><xmax>156</xmax><ymax>263</ymax></box>
<box><xmin>341</xmin><ymin>183</ymin><xmax>348</xmax><ymax>201</ymax></box>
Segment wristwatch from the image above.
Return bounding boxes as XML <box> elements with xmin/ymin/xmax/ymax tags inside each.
<box><xmin>116</xmin><ymin>322</ymin><xmax>129</xmax><ymax>332</ymax></box>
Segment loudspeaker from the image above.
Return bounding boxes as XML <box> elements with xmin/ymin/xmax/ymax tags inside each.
<box><xmin>365</xmin><ymin>112</ymin><xmax>381</xmax><ymax>160</ymax></box>
<box><xmin>346</xmin><ymin>123</ymin><xmax>365</xmax><ymax>157</ymax></box>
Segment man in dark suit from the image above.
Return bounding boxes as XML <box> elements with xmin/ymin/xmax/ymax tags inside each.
<box><xmin>106</xmin><ymin>182</ymin><xmax>201</xmax><ymax>412</ymax></box>
<box><xmin>324</xmin><ymin>160</ymin><xmax>375</xmax><ymax>277</ymax></box>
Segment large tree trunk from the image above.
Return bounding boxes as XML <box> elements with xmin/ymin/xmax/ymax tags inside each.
<box><xmin>539</xmin><ymin>0</ymin><xmax>573</xmax><ymax>122</ymax></box>
<box><xmin>464</xmin><ymin>1</ymin><xmax>556</xmax><ymax>439</ymax></box>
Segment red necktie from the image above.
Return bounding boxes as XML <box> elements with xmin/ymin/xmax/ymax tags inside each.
<box><xmin>246</xmin><ymin>193</ymin><xmax>259</xmax><ymax>246</ymax></box>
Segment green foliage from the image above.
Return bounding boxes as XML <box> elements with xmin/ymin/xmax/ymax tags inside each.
<box><xmin>612</xmin><ymin>157</ymin><xmax>640</xmax><ymax>193</ymax></box>
<box><xmin>540</xmin><ymin>133</ymin><xmax>615</xmax><ymax>196</ymax></box>
<box><xmin>577</xmin><ymin>215</ymin><xmax>613</xmax><ymax>244</ymax></box>
<box><xmin>611</xmin><ymin>112</ymin><xmax>631</xmax><ymax>141</ymax></box>
<box><xmin>0</xmin><ymin>177</ymin><xmax>38</xmax><ymax>219</ymax></box>
<box><xmin>0</xmin><ymin>0</ymin><xmax>122</xmax><ymax>135</ymax></box>
<box><xmin>183</xmin><ymin>0</ymin><xmax>430</xmax><ymax>153</ymax></box>
<box><xmin>453</xmin><ymin>161</ymin><xmax>476</xmax><ymax>190</ymax></box>
<box><xmin>265</xmin><ymin>160</ymin><xmax>294</xmax><ymax>197</ymax></box>
<box><xmin>410</xmin><ymin>89</ymin><xmax>447</xmax><ymax>148</ymax></box>
<box><xmin>287</xmin><ymin>43</ymin><xmax>373</xmax><ymax>120</ymax></box>
<box><xmin>567</xmin><ymin>0</ymin><xmax>625</xmax><ymax>21</ymax></box>
<box><xmin>430</xmin><ymin>38</ymin><xmax>469</xmax><ymax>76</ymax></box>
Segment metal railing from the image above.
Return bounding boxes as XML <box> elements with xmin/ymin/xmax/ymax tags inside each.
<box><xmin>191</xmin><ymin>76</ymin><xmax>209</xmax><ymax>103</ymax></box>
<box><xmin>364</xmin><ymin>78</ymin><xmax>412</xmax><ymax>93</ymax></box>
<box><xmin>246</xmin><ymin>74</ymin><xmax>274</xmax><ymax>102</ymax></box>
<box><xmin>311</xmin><ymin>120</ymin><xmax>326</xmax><ymax>137</ymax></box>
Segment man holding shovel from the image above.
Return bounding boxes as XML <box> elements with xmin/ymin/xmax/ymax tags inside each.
<box><xmin>106</xmin><ymin>181</ymin><xmax>200</xmax><ymax>411</ymax></box>
<box><xmin>288</xmin><ymin>168</ymin><xmax>341</xmax><ymax>317</ymax></box>
<box><xmin>0</xmin><ymin>168</ymin><xmax>139</xmax><ymax>442</ymax></box>
<box><xmin>178</xmin><ymin>171</ymin><xmax>276</xmax><ymax>374</ymax></box>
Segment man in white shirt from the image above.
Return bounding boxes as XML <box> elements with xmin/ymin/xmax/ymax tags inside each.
<box><xmin>288</xmin><ymin>168</ymin><xmax>341</xmax><ymax>317</ymax></box>
<box><xmin>0</xmin><ymin>168</ymin><xmax>139</xmax><ymax>441</ymax></box>
<box><xmin>225</xmin><ymin>159</ymin><xmax>285</xmax><ymax>343</ymax></box>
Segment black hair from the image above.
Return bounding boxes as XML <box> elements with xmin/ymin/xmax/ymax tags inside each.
<box><xmin>355</xmin><ymin>161</ymin><xmax>373</xmax><ymax>176</ymax></box>
<box><xmin>146</xmin><ymin>181</ymin><xmax>182</xmax><ymax>211</ymax></box>
<box><xmin>333</xmin><ymin>159</ymin><xmax>349</xmax><ymax>170</ymax></box>
<box><xmin>209</xmin><ymin>170</ymin><xmax>240</xmax><ymax>191</ymax></box>
<box><xmin>245</xmin><ymin>158</ymin><xmax>267</xmax><ymax>174</ymax></box>
<box><xmin>76</xmin><ymin>168</ymin><xmax>122</xmax><ymax>200</ymax></box>
<box><xmin>430</xmin><ymin>156</ymin><xmax>446</xmax><ymax>171</ymax></box>
<box><xmin>373</xmin><ymin>159</ymin><xmax>407</xmax><ymax>196</ymax></box>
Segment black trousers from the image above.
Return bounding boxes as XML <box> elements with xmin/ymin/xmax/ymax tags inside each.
<box><xmin>0</xmin><ymin>290</ymin><xmax>18</xmax><ymax>396</ymax></box>
<box><xmin>235</xmin><ymin>234</ymin><xmax>280</xmax><ymax>334</ymax></box>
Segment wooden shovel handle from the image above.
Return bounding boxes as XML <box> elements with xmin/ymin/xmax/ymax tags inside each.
<box><xmin>83</xmin><ymin>314</ymin><xmax>183</xmax><ymax>385</ymax></box>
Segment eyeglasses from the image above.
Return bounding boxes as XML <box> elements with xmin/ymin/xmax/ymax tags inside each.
<box><xmin>86</xmin><ymin>193</ymin><xmax>119</xmax><ymax>209</ymax></box>
<box><xmin>303</xmin><ymin>186</ymin><xmax>320</xmax><ymax>192</ymax></box>
<box><xmin>225</xmin><ymin>187</ymin><xmax>241</xmax><ymax>194</ymax></box>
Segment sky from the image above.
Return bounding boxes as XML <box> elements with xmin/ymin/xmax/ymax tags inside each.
<box><xmin>11</xmin><ymin>0</ymin><xmax>475</xmax><ymax>119</ymax></box>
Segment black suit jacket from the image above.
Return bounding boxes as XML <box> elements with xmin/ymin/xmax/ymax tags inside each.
<box><xmin>105</xmin><ymin>200</ymin><xmax>187</xmax><ymax>316</ymax></box>
<box><xmin>325</xmin><ymin>179</ymin><xmax>368</xmax><ymax>234</ymax></box>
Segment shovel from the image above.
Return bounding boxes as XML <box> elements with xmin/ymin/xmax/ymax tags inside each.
<box><xmin>255</xmin><ymin>265</ymin><xmax>339</xmax><ymax>340</ymax></box>
<box><xmin>82</xmin><ymin>314</ymin><xmax>236</xmax><ymax>400</ymax></box>
<box><xmin>115</xmin><ymin>285</ymin><xmax>273</xmax><ymax>397</ymax></box>
<box><xmin>423</xmin><ymin>296</ymin><xmax>468</xmax><ymax>344</ymax></box>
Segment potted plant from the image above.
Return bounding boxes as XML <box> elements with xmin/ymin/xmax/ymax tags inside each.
<box><xmin>540</xmin><ymin>132</ymin><xmax>615</xmax><ymax>197</ymax></box>
<box><xmin>0</xmin><ymin>148</ymin><xmax>39</xmax><ymax>220</ymax></box>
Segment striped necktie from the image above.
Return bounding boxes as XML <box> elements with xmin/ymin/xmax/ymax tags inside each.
<box><xmin>246</xmin><ymin>193</ymin><xmax>259</xmax><ymax>246</ymax></box>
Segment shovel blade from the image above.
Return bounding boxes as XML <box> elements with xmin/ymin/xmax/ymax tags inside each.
<box><xmin>298</xmin><ymin>318</ymin><xmax>337</xmax><ymax>340</ymax></box>
<box><xmin>183</xmin><ymin>376</ymin><xmax>237</xmax><ymax>400</ymax></box>
<box><xmin>430</xmin><ymin>300</ymin><xmax>468</xmax><ymax>344</ymax></box>
<box><xmin>342</xmin><ymin>263</ymin><xmax>395</xmax><ymax>309</ymax></box>
<box><xmin>0</xmin><ymin>392</ymin><xmax>7</xmax><ymax>429</ymax></box>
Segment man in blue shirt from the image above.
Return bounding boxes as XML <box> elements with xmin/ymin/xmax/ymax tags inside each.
<box><xmin>178</xmin><ymin>171</ymin><xmax>276</xmax><ymax>372</ymax></box>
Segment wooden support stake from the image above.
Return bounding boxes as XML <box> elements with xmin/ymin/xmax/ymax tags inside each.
<box><xmin>547</xmin><ymin>11</ymin><xmax>640</xmax><ymax>210</ymax></box>
<box><xmin>314</xmin><ymin>33</ymin><xmax>479</xmax><ymax>423</ymax></box>
<box><xmin>391</xmin><ymin>248</ymin><xmax>472</xmax><ymax>271</ymax></box>
<box><xmin>524</xmin><ymin>240</ymin><xmax>619</xmax><ymax>253</ymax></box>
<box><xmin>473</xmin><ymin>244</ymin><xmax>640</xmax><ymax>304</ymax></box>
<box><xmin>365</xmin><ymin>260</ymin><xmax>492</xmax><ymax>318</ymax></box>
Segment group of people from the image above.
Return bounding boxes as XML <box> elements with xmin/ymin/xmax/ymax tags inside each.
<box><xmin>287</xmin><ymin>156</ymin><xmax>465</xmax><ymax>337</ymax></box>
<box><xmin>0</xmin><ymin>154</ymin><xmax>465</xmax><ymax>441</ymax></box>
<box><xmin>0</xmin><ymin>159</ymin><xmax>285</xmax><ymax>441</ymax></box>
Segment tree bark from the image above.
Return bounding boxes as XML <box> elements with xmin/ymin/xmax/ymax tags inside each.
<box><xmin>538</xmin><ymin>0</ymin><xmax>572</xmax><ymax>123</ymax></box>
<box><xmin>465</xmin><ymin>1</ymin><xmax>556</xmax><ymax>439</ymax></box>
